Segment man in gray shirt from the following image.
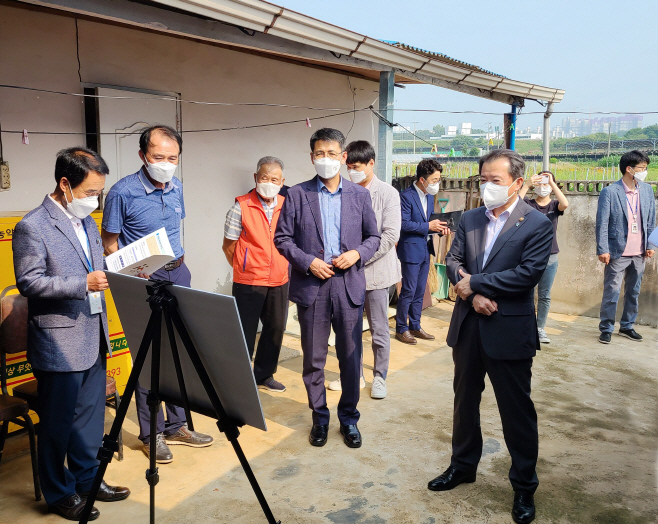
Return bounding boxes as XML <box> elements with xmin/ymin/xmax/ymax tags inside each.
<box><xmin>327</xmin><ymin>141</ymin><xmax>401</xmax><ymax>398</ymax></box>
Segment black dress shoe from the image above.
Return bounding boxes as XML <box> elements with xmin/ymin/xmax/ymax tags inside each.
<box><xmin>49</xmin><ymin>493</ymin><xmax>100</xmax><ymax>521</ymax></box>
<box><xmin>512</xmin><ymin>491</ymin><xmax>535</xmax><ymax>524</ymax></box>
<box><xmin>309</xmin><ymin>424</ymin><xmax>328</xmax><ymax>447</ymax></box>
<box><xmin>339</xmin><ymin>424</ymin><xmax>362</xmax><ymax>448</ymax></box>
<box><xmin>427</xmin><ymin>465</ymin><xmax>476</xmax><ymax>491</ymax></box>
<box><xmin>619</xmin><ymin>328</ymin><xmax>643</xmax><ymax>341</ymax></box>
<box><xmin>80</xmin><ymin>480</ymin><xmax>131</xmax><ymax>502</ymax></box>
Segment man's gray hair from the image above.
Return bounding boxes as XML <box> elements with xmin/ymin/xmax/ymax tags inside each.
<box><xmin>257</xmin><ymin>156</ymin><xmax>285</xmax><ymax>172</ymax></box>
<box><xmin>478</xmin><ymin>149</ymin><xmax>525</xmax><ymax>180</ymax></box>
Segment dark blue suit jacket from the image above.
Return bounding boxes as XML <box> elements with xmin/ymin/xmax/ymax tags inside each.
<box><xmin>274</xmin><ymin>176</ymin><xmax>380</xmax><ymax>308</ymax></box>
<box><xmin>397</xmin><ymin>185</ymin><xmax>436</xmax><ymax>263</ymax></box>
<box><xmin>445</xmin><ymin>198</ymin><xmax>552</xmax><ymax>360</ymax></box>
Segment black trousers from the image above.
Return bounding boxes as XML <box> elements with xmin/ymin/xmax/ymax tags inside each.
<box><xmin>233</xmin><ymin>281</ymin><xmax>289</xmax><ymax>383</ymax></box>
<box><xmin>33</xmin><ymin>351</ymin><xmax>106</xmax><ymax>506</ymax></box>
<box><xmin>451</xmin><ymin>311</ymin><xmax>539</xmax><ymax>493</ymax></box>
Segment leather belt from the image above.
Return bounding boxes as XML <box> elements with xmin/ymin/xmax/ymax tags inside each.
<box><xmin>164</xmin><ymin>255</ymin><xmax>184</xmax><ymax>271</ymax></box>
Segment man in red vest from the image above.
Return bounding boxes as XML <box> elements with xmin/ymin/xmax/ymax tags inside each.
<box><xmin>222</xmin><ymin>157</ymin><xmax>289</xmax><ymax>392</ymax></box>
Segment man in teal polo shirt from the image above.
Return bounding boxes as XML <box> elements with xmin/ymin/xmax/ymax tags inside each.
<box><xmin>102</xmin><ymin>125</ymin><xmax>213</xmax><ymax>464</ymax></box>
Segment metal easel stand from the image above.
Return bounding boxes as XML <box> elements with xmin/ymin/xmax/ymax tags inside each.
<box><xmin>80</xmin><ymin>281</ymin><xmax>280</xmax><ymax>524</ymax></box>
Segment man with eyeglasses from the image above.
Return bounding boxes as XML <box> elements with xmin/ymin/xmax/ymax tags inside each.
<box><xmin>274</xmin><ymin>128</ymin><xmax>380</xmax><ymax>449</ymax></box>
<box><xmin>596</xmin><ymin>150</ymin><xmax>655</xmax><ymax>344</ymax></box>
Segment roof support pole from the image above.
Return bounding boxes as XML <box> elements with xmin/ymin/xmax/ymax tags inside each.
<box><xmin>509</xmin><ymin>103</ymin><xmax>518</xmax><ymax>151</ymax></box>
<box><xmin>542</xmin><ymin>102</ymin><xmax>554</xmax><ymax>171</ymax></box>
<box><xmin>377</xmin><ymin>71</ymin><xmax>395</xmax><ymax>184</ymax></box>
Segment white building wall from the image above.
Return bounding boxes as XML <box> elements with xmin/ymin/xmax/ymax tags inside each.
<box><xmin>0</xmin><ymin>3</ymin><xmax>380</xmax><ymax>294</ymax></box>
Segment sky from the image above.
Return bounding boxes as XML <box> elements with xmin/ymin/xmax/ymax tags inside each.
<box><xmin>277</xmin><ymin>0</ymin><xmax>658</xmax><ymax>134</ymax></box>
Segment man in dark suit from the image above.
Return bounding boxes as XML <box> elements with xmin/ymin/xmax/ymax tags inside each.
<box><xmin>13</xmin><ymin>147</ymin><xmax>130</xmax><ymax>521</ymax></box>
<box><xmin>428</xmin><ymin>149</ymin><xmax>552</xmax><ymax>524</ymax></box>
<box><xmin>395</xmin><ymin>158</ymin><xmax>449</xmax><ymax>345</ymax></box>
<box><xmin>274</xmin><ymin>128</ymin><xmax>380</xmax><ymax>449</ymax></box>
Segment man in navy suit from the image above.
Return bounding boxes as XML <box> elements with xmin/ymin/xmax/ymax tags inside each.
<box><xmin>428</xmin><ymin>149</ymin><xmax>552</xmax><ymax>524</ymax></box>
<box><xmin>395</xmin><ymin>158</ymin><xmax>449</xmax><ymax>344</ymax></box>
<box><xmin>274</xmin><ymin>128</ymin><xmax>380</xmax><ymax>449</ymax></box>
<box><xmin>13</xmin><ymin>147</ymin><xmax>130</xmax><ymax>521</ymax></box>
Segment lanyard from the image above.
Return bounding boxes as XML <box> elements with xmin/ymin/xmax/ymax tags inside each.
<box><xmin>625</xmin><ymin>191</ymin><xmax>639</xmax><ymax>222</ymax></box>
<box><xmin>81</xmin><ymin>221</ymin><xmax>93</xmax><ymax>272</ymax></box>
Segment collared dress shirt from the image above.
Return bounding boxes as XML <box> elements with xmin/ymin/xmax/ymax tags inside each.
<box><xmin>48</xmin><ymin>195</ymin><xmax>91</xmax><ymax>263</ymax></box>
<box><xmin>317</xmin><ymin>176</ymin><xmax>342</xmax><ymax>264</ymax></box>
<box><xmin>224</xmin><ymin>193</ymin><xmax>278</xmax><ymax>241</ymax></box>
<box><xmin>413</xmin><ymin>181</ymin><xmax>428</xmax><ymax>219</ymax></box>
<box><xmin>482</xmin><ymin>196</ymin><xmax>520</xmax><ymax>266</ymax></box>
<box><xmin>102</xmin><ymin>168</ymin><xmax>186</xmax><ymax>258</ymax></box>
<box><xmin>621</xmin><ymin>180</ymin><xmax>643</xmax><ymax>257</ymax></box>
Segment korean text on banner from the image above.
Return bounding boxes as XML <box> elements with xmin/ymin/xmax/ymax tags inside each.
<box><xmin>105</xmin><ymin>227</ymin><xmax>175</xmax><ymax>276</ymax></box>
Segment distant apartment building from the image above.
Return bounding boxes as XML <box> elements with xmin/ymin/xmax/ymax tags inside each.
<box><xmin>559</xmin><ymin>115</ymin><xmax>643</xmax><ymax>137</ymax></box>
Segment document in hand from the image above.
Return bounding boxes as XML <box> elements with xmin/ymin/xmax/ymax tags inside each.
<box><xmin>105</xmin><ymin>227</ymin><xmax>175</xmax><ymax>276</ymax></box>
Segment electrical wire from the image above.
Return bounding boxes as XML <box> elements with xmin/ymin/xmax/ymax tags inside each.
<box><xmin>0</xmin><ymin>84</ymin><xmax>355</xmax><ymax>111</ymax></box>
<box><xmin>75</xmin><ymin>19</ymin><xmax>82</xmax><ymax>84</ymax></box>
<box><xmin>345</xmin><ymin>77</ymin><xmax>356</xmax><ymax>139</ymax></box>
<box><xmin>0</xmin><ymin>108</ymin><xmax>370</xmax><ymax>136</ymax></box>
<box><xmin>2</xmin><ymin>83</ymin><xmax>657</xmax><ymax>116</ymax></box>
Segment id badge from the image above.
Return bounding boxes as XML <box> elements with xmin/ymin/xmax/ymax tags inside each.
<box><xmin>89</xmin><ymin>292</ymin><xmax>103</xmax><ymax>315</ymax></box>
<box><xmin>632</xmin><ymin>222</ymin><xmax>639</xmax><ymax>234</ymax></box>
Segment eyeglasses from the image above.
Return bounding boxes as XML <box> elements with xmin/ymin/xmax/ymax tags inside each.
<box><xmin>313</xmin><ymin>151</ymin><xmax>343</xmax><ymax>160</ymax></box>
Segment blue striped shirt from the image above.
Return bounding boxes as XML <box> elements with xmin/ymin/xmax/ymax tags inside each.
<box><xmin>317</xmin><ymin>177</ymin><xmax>342</xmax><ymax>264</ymax></box>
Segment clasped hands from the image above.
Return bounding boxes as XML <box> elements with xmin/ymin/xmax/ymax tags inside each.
<box><xmin>455</xmin><ymin>269</ymin><xmax>498</xmax><ymax>316</ymax></box>
<box><xmin>309</xmin><ymin>250</ymin><xmax>361</xmax><ymax>279</ymax></box>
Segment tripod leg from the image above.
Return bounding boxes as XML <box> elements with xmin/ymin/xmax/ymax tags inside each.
<box><xmin>79</xmin><ymin>312</ymin><xmax>158</xmax><ymax>524</ymax></box>
<box><xmin>163</xmin><ymin>309</ymin><xmax>194</xmax><ymax>432</ymax></box>
<box><xmin>147</xmin><ymin>311</ymin><xmax>163</xmax><ymax>524</ymax></box>
<box><xmin>170</xmin><ymin>310</ymin><xmax>280</xmax><ymax>524</ymax></box>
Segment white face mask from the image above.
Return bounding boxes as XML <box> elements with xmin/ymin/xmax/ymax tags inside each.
<box><xmin>348</xmin><ymin>167</ymin><xmax>370</xmax><ymax>184</ymax></box>
<box><xmin>314</xmin><ymin>157</ymin><xmax>341</xmax><ymax>180</ymax></box>
<box><xmin>535</xmin><ymin>185</ymin><xmax>552</xmax><ymax>198</ymax></box>
<box><xmin>144</xmin><ymin>158</ymin><xmax>178</xmax><ymax>183</ymax></box>
<box><xmin>632</xmin><ymin>169</ymin><xmax>648</xmax><ymax>182</ymax></box>
<box><xmin>66</xmin><ymin>184</ymin><xmax>98</xmax><ymax>219</ymax></box>
<box><xmin>480</xmin><ymin>181</ymin><xmax>515</xmax><ymax>210</ymax></box>
<box><xmin>256</xmin><ymin>181</ymin><xmax>281</xmax><ymax>199</ymax></box>
<box><xmin>425</xmin><ymin>182</ymin><xmax>440</xmax><ymax>196</ymax></box>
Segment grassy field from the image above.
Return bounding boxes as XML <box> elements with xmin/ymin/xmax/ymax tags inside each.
<box><xmin>393</xmin><ymin>158</ymin><xmax>658</xmax><ymax>181</ymax></box>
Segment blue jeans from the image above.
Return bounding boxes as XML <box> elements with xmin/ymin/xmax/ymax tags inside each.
<box><xmin>536</xmin><ymin>254</ymin><xmax>559</xmax><ymax>329</ymax></box>
<box><xmin>599</xmin><ymin>255</ymin><xmax>646</xmax><ymax>334</ymax></box>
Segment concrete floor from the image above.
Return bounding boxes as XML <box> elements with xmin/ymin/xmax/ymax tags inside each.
<box><xmin>1</xmin><ymin>302</ymin><xmax>658</xmax><ymax>523</ymax></box>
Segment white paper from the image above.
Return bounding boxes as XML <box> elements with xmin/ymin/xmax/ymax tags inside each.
<box><xmin>649</xmin><ymin>227</ymin><xmax>658</xmax><ymax>249</ymax></box>
<box><xmin>105</xmin><ymin>227</ymin><xmax>175</xmax><ymax>276</ymax></box>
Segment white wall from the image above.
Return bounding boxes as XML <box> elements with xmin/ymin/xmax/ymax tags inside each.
<box><xmin>0</xmin><ymin>3</ymin><xmax>380</xmax><ymax>293</ymax></box>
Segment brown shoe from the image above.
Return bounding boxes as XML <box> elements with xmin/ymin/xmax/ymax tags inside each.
<box><xmin>395</xmin><ymin>331</ymin><xmax>417</xmax><ymax>345</ymax></box>
<box><xmin>410</xmin><ymin>328</ymin><xmax>435</xmax><ymax>340</ymax></box>
<box><xmin>49</xmin><ymin>493</ymin><xmax>100</xmax><ymax>521</ymax></box>
<box><xmin>80</xmin><ymin>480</ymin><xmax>130</xmax><ymax>502</ymax></box>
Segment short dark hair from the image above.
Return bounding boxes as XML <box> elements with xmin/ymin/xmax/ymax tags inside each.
<box><xmin>139</xmin><ymin>125</ymin><xmax>183</xmax><ymax>156</ymax></box>
<box><xmin>416</xmin><ymin>158</ymin><xmax>443</xmax><ymax>180</ymax></box>
<box><xmin>54</xmin><ymin>147</ymin><xmax>109</xmax><ymax>188</ymax></box>
<box><xmin>479</xmin><ymin>149</ymin><xmax>525</xmax><ymax>180</ymax></box>
<box><xmin>620</xmin><ymin>150</ymin><xmax>650</xmax><ymax>175</ymax></box>
<box><xmin>310</xmin><ymin>128</ymin><xmax>345</xmax><ymax>152</ymax></box>
<box><xmin>346</xmin><ymin>140</ymin><xmax>376</xmax><ymax>165</ymax></box>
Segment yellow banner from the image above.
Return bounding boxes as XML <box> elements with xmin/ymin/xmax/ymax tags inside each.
<box><xmin>1</xmin><ymin>212</ymin><xmax>133</xmax><ymax>432</ymax></box>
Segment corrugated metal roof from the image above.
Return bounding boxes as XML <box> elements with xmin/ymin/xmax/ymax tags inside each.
<box><xmin>381</xmin><ymin>41</ymin><xmax>506</xmax><ymax>78</ymax></box>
